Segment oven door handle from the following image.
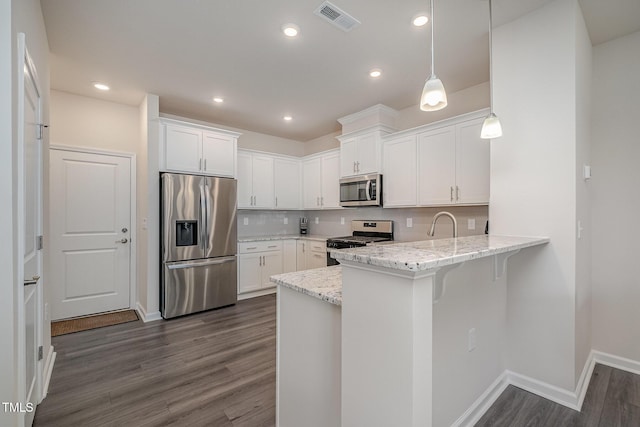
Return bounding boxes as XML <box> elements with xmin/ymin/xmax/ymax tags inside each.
<box><xmin>365</xmin><ymin>180</ymin><xmax>372</xmax><ymax>201</ymax></box>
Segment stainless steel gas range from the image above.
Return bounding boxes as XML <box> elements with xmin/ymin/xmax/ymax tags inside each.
<box><xmin>326</xmin><ymin>220</ymin><xmax>394</xmax><ymax>266</ymax></box>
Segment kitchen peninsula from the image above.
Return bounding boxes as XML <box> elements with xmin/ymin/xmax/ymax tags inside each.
<box><xmin>272</xmin><ymin>234</ymin><xmax>549</xmax><ymax>427</ymax></box>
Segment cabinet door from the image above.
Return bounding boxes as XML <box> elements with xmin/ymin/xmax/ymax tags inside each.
<box><xmin>261</xmin><ymin>251</ymin><xmax>283</xmax><ymax>288</ymax></box>
<box><xmin>455</xmin><ymin>118</ymin><xmax>490</xmax><ymax>204</ymax></box>
<box><xmin>274</xmin><ymin>158</ymin><xmax>300</xmax><ymax>209</ymax></box>
<box><xmin>237</xmin><ymin>152</ymin><xmax>253</xmax><ymax>208</ymax></box>
<box><xmin>238</xmin><ymin>253</ymin><xmax>262</xmax><ymax>294</ymax></box>
<box><xmin>202</xmin><ymin>132</ymin><xmax>235</xmax><ymax>177</ymax></box>
<box><xmin>321</xmin><ymin>152</ymin><xmax>340</xmax><ymax>209</ymax></box>
<box><xmin>418</xmin><ymin>126</ymin><xmax>456</xmax><ymax>205</ymax></box>
<box><xmin>340</xmin><ymin>138</ymin><xmax>358</xmax><ymax>177</ymax></box>
<box><xmin>251</xmin><ymin>155</ymin><xmax>275</xmax><ymax>209</ymax></box>
<box><xmin>296</xmin><ymin>241</ymin><xmax>307</xmax><ymax>271</ymax></box>
<box><xmin>383</xmin><ymin>136</ymin><xmax>417</xmax><ymax>207</ymax></box>
<box><xmin>303</xmin><ymin>158</ymin><xmax>322</xmax><ymax>209</ymax></box>
<box><xmin>355</xmin><ymin>132</ymin><xmax>380</xmax><ymax>175</ymax></box>
<box><xmin>282</xmin><ymin>240</ymin><xmax>297</xmax><ymax>273</ymax></box>
<box><xmin>165</xmin><ymin>125</ymin><xmax>202</xmax><ymax>173</ymax></box>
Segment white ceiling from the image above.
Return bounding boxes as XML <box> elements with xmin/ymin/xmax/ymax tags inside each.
<box><xmin>40</xmin><ymin>0</ymin><xmax>640</xmax><ymax>141</ymax></box>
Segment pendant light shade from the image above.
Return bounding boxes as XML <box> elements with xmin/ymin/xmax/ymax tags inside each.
<box><xmin>481</xmin><ymin>0</ymin><xmax>502</xmax><ymax>138</ymax></box>
<box><xmin>420</xmin><ymin>0</ymin><xmax>447</xmax><ymax>112</ymax></box>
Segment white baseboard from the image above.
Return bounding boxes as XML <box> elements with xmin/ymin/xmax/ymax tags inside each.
<box><xmin>592</xmin><ymin>350</ymin><xmax>640</xmax><ymax>376</ymax></box>
<box><xmin>41</xmin><ymin>347</ymin><xmax>56</xmax><ymax>400</ymax></box>
<box><xmin>238</xmin><ymin>287</ymin><xmax>276</xmax><ymax>301</ymax></box>
<box><xmin>452</xmin><ymin>372</ymin><xmax>510</xmax><ymax>427</ymax></box>
<box><xmin>136</xmin><ymin>302</ymin><xmax>162</xmax><ymax>323</ymax></box>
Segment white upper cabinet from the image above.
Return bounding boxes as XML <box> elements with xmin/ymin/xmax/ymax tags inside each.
<box><xmin>338</xmin><ymin>129</ymin><xmax>389</xmax><ymax>178</ymax></box>
<box><xmin>455</xmin><ymin>118</ymin><xmax>490</xmax><ymax>204</ymax></box>
<box><xmin>274</xmin><ymin>158</ymin><xmax>301</xmax><ymax>210</ymax></box>
<box><xmin>303</xmin><ymin>150</ymin><xmax>341</xmax><ymax>209</ymax></box>
<box><xmin>161</xmin><ymin>118</ymin><xmax>239</xmax><ymax>177</ymax></box>
<box><xmin>383</xmin><ymin>110</ymin><xmax>490</xmax><ymax>208</ymax></box>
<box><xmin>237</xmin><ymin>151</ymin><xmax>274</xmax><ymax>209</ymax></box>
<box><xmin>383</xmin><ymin>135</ymin><xmax>418</xmax><ymax>207</ymax></box>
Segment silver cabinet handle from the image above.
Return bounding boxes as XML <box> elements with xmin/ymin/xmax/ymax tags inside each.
<box><xmin>275</xmin><ymin>196</ymin><xmax>278</xmax><ymax>207</ymax></box>
<box><xmin>317</xmin><ymin>196</ymin><xmax>320</xmax><ymax>206</ymax></box>
<box><xmin>246</xmin><ymin>246</ymin><xmax>257</xmax><ymax>250</ymax></box>
<box><xmin>268</xmin><ymin>245</ymin><xmax>278</xmax><ymax>248</ymax></box>
<box><xmin>302</xmin><ymin>243</ymin><xmax>305</xmax><ymax>253</ymax></box>
<box><xmin>116</xmin><ymin>238</ymin><xmax>128</xmax><ymax>244</ymax></box>
<box><xmin>204</xmin><ymin>158</ymin><xmax>207</xmax><ymax>171</ymax></box>
<box><xmin>199</xmin><ymin>158</ymin><xmax>202</xmax><ymax>170</ymax></box>
<box><xmin>450</xmin><ymin>186</ymin><xmax>454</xmax><ymax>202</ymax></box>
<box><xmin>353</xmin><ymin>161</ymin><xmax>356</xmax><ymax>173</ymax></box>
<box><xmin>356</xmin><ymin>161</ymin><xmax>360</xmax><ymax>172</ymax></box>
<box><xmin>321</xmin><ymin>196</ymin><xmax>324</xmax><ymax>206</ymax></box>
<box><xmin>24</xmin><ymin>275</ymin><xmax>40</xmax><ymax>286</ymax></box>
<box><xmin>456</xmin><ymin>186</ymin><xmax>460</xmax><ymax>202</ymax></box>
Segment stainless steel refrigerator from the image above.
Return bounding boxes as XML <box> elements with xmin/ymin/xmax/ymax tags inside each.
<box><xmin>160</xmin><ymin>173</ymin><xmax>237</xmax><ymax>319</ymax></box>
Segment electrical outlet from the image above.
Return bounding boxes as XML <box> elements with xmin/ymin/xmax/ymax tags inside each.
<box><xmin>468</xmin><ymin>328</ymin><xmax>477</xmax><ymax>352</ymax></box>
<box><xmin>315</xmin><ymin>217</ymin><xmax>319</xmax><ymax>224</ymax></box>
<box><xmin>243</xmin><ymin>217</ymin><xmax>249</xmax><ymax>226</ymax></box>
<box><xmin>341</xmin><ymin>217</ymin><xmax>345</xmax><ymax>225</ymax></box>
<box><xmin>468</xmin><ymin>218</ymin><xmax>476</xmax><ymax>230</ymax></box>
<box><xmin>284</xmin><ymin>217</ymin><xmax>288</xmax><ymax>225</ymax></box>
<box><xmin>142</xmin><ymin>218</ymin><xmax>148</xmax><ymax>230</ymax></box>
<box><xmin>406</xmin><ymin>218</ymin><xmax>413</xmax><ymax>228</ymax></box>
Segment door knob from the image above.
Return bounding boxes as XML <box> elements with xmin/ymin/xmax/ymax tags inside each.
<box><xmin>116</xmin><ymin>238</ymin><xmax>128</xmax><ymax>244</ymax></box>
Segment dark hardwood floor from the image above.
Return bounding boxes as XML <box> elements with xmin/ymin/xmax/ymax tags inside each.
<box><xmin>476</xmin><ymin>363</ymin><xmax>640</xmax><ymax>427</ymax></box>
<box><xmin>34</xmin><ymin>295</ymin><xmax>277</xmax><ymax>427</ymax></box>
<box><xmin>36</xmin><ymin>293</ymin><xmax>640</xmax><ymax>426</ymax></box>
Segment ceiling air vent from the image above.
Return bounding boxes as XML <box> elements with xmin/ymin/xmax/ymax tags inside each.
<box><xmin>314</xmin><ymin>1</ymin><xmax>361</xmax><ymax>32</ymax></box>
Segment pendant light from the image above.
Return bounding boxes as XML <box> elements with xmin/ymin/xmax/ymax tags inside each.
<box><xmin>420</xmin><ymin>0</ymin><xmax>447</xmax><ymax>111</ymax></box>
<box><xmin>480</xmin><ymin>0</ymin><xmax>503</xmax><ymax>138</ymax></box>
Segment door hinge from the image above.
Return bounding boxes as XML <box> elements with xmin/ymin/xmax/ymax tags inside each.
<box><xmin>36</xmin><ymin>235</ymin><xmax>43</xmax><ymax>250</ymax></box>
<box><xmin>36</xmin><ymin>124</ymin><xmax>48</xmax><ymax>140</ymax></box>
<box><xmin>38</xmin><ymin>346</ymin><xmax>43</xmax><ymax>361</ymax></box>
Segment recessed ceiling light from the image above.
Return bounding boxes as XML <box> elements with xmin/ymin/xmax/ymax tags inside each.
<box><xmin>283</xmin><ymin>115</ymin><xmax>293</xmax><ymax>121</ymax></box>
<box><xmin>412</xmin><ymin>14</ymin><xmax>429</xmax><ymax>27</ymax></box>
<box><xmin>93</xmin><ymin>82</ymin><xmax>110</xmax><ymax>91</ymax></box>
<box><xmin>369</xmin><ymin>69</ymin><xmax>382</xmax><ymax>78</ymax></box>
<box><xmin>213</xmin><ymin>97</ymin><xmax>224</xmax><ymax>103</ymax></box>
<box><xmin>282</xmin><ymin>24</ymin><xmax>300</xmax><ymax>37</ymax></box>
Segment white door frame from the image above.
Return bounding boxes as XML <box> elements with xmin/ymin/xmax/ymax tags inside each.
<box><xmin>16</xmin><ymin>32</ymin><xmax>43</xmax><ymax>426</ymax></box>
<box><xmin>49</xmin><ymin>144</ymin><xmax>138</xmax><ymax>312</ymax></box>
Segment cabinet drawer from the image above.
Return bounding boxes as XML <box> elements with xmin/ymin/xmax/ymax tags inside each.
<box><xmin>307</xmin><ymin>241</ymin><xmax>326</xmax><ymax>253</ymax></box>
<box><xmin>239</xmin><ymin>241</ymin><xmax>283</xmax><ymax>254</ymax></box>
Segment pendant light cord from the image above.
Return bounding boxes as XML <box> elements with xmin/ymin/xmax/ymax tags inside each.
<box><xmin>488</xmin><ymin>0</ymin><xmax>494</xmax><ymax>113</ymax></box>
<box><xmin>430</xmin><ymin>0</ymin><xmax>435</xmax><ymax>78</ymax></box>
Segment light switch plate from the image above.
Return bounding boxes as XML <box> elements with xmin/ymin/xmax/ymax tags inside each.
<box><xmin>315</xmin><ymin>217</ymin><xmax>319</xmax><ymax>224</ymax></box>
<box><xmin>243</xmin><ymin>217</ymin><xmax>249</xmax><ymax>226</ymax></box>
<box><xmin>284</xmin><ymin>217</ymin><xmax>288</xmax><ymax>225</ymax></box>
<box><xmin>340</xmin><ymin>217</ymin><xmax>345</xmax><ymax>225</ymax></box>
<box><xmin>406</xmin><ymin>218</ymin><xmax>413</xmax><ymax>228</ymax></box>
<box><xmin>468</xmin><ymin>219</ymin><xmax>476</xmax><ymax>230</ymax></box>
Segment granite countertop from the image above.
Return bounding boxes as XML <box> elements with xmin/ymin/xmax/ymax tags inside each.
<box><xmin>238</xmin><ymin>234</ymin><xmax>329</xmax><ymax>243</ymax></box>
<box><xmin>271</xmin><ymin>266</ymin><xmax>342</xmax><ymax>306</ymax></box>
<box><xmin>331</xmin><ymin>235</ymin><xmax>549</xmax><ymax>272</ymax></box>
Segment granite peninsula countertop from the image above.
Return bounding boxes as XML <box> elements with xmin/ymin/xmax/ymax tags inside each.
<box><xmin>271</xmin><ymin>266</ymin><xmax>342</xmax><ymax>306</ymax></box>
<box><xmin>331</xmin><ymin>235</ymin><xmax>549</xmax><ymax>272</ymax></box>
<box><xmin>238</xmin><ymin>234</ymin><xmax>329</xmax><ymax>243</ymax></box>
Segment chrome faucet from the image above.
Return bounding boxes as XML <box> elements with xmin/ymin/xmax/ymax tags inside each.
<box><xmin>429</xmin><ymin>211</ymin><xmax>458</xmax><ymax>238</ymax></box>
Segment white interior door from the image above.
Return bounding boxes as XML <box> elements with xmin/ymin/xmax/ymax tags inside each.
<box><xmin>50</xmin><ymin>149</ymin><xmax>132</xmax><ymax>320</ymax></box>
<box><xmin>20</xmin><ymin>36</ymin><xmax>43</xmax><ymax>427</ymax></box>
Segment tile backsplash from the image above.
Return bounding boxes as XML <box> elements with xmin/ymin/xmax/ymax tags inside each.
<box><xmin>238</xmin><ymin>206</ymin><xmax>488</xmax><ymax>242</ymax></box>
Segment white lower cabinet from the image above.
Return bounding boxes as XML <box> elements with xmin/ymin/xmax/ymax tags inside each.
<box><xmin>283</xmin><ymin>240</ymin><xmax>297</xmax><ymax>273</ymax></box>
<box><xmin>238</xmin><ymin>241</ymin><xmax>283</xmax><ymax>295</ymax></box>
<box><xmin>297</xmin><ymin>240</ymin><xmax>327</xmax><ymax>270</ymax></box>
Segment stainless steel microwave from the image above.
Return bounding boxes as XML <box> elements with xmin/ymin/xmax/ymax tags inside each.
<box><xmin>339</xmin><ymin>174</ymin><xmax>382</xmax><ymax>207</ymax></box>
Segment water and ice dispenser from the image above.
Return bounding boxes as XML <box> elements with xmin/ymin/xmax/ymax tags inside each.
<box><xmin>175</xmin><ymin>220</ymin><xmax>198</xmax><ymax>246</ymax></box>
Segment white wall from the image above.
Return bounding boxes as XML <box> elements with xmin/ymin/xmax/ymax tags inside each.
<box><xmin>591</xmin><ymin>30</ymin><xmax>640</xmax><ymax>362</ymax></box>
<box><xmin>574</xmin><ymin>2</ymin><xmax>593</xmax><ymax>382</ymax></box>
<box><xmin>50</xmin><ymin>90</ymin><xmax>140</xmax><ymax>153</ymax></box>
<box><xmin>0</xmin><ymin>0</ymin><xmax>16</xmax><ymax>420</ymax></box>
<box><xmin>491</xmin><ymin>0</ymin><xmax>588</xmax><ymax>391</ymax></box>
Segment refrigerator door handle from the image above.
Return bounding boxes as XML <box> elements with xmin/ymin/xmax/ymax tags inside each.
<box><xmin>200</xmin><ymin>182</ymin><xmax>207</xmax><ymax>251</ymax></box>
<box><xmin>167</xmin><ymin>256</ymin><xmax>236</xmax><ymax>270</ymax></box>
